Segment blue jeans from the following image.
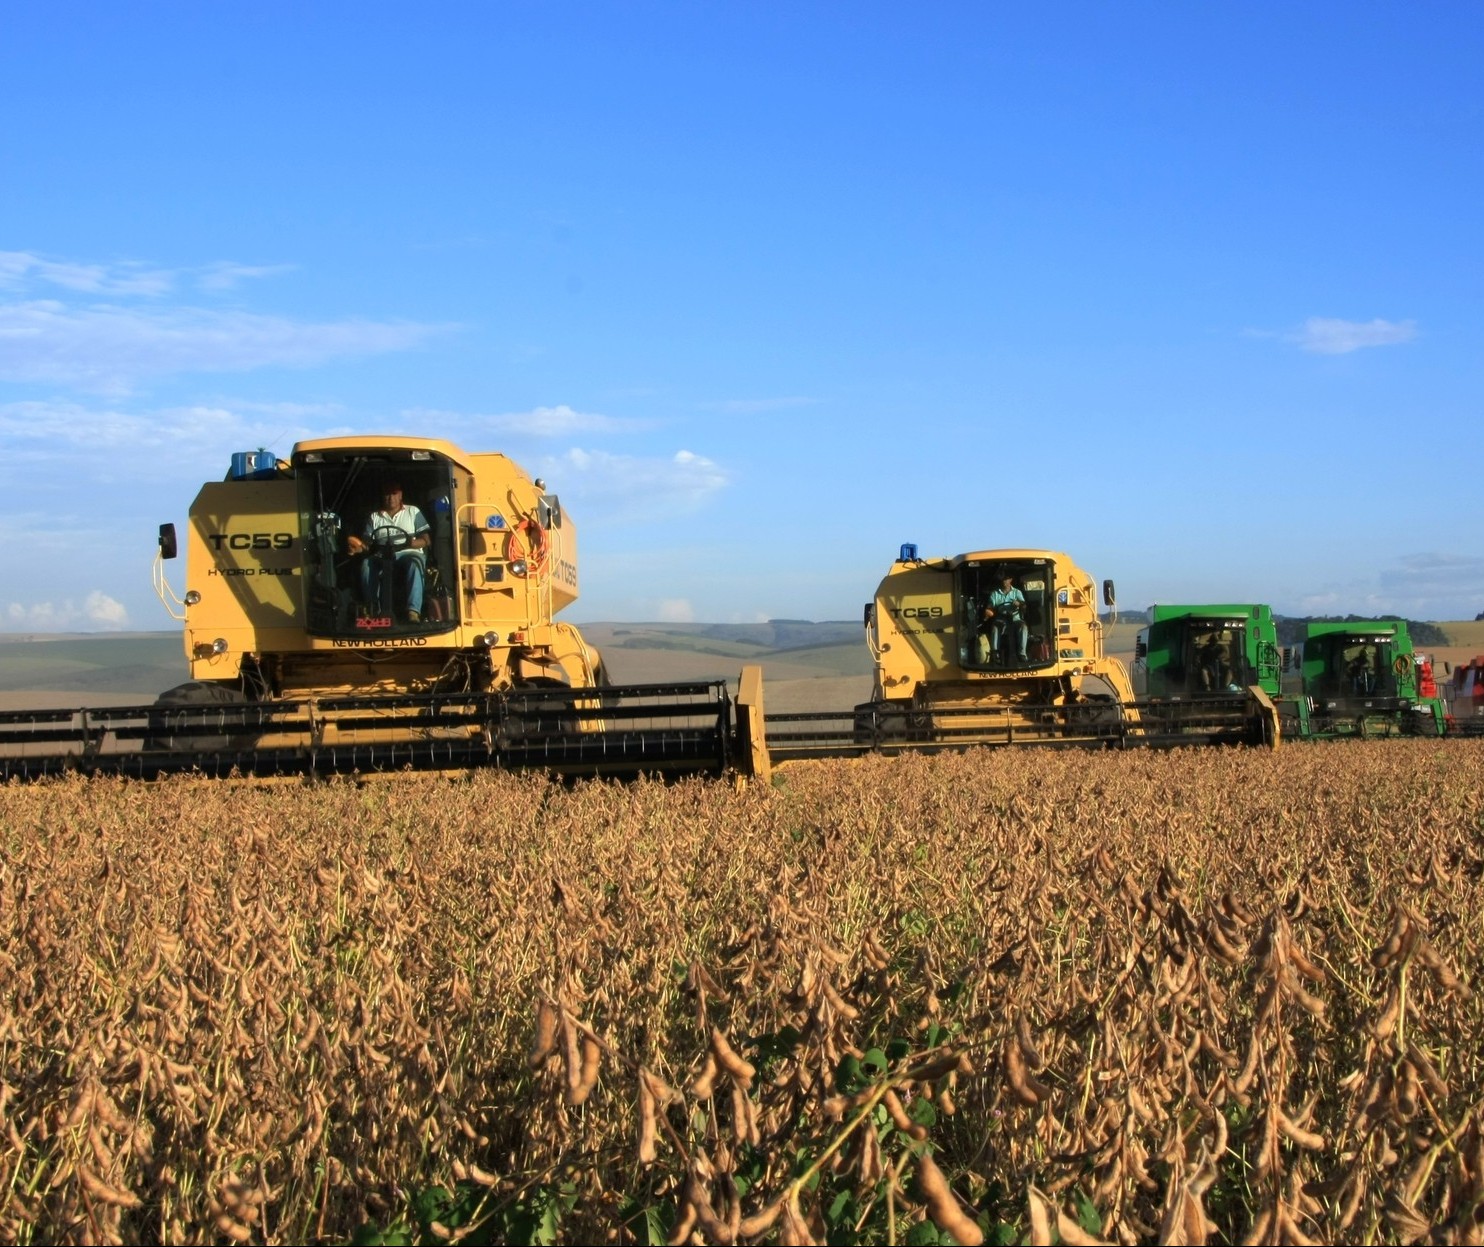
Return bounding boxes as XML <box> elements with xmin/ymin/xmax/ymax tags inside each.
<box><xmin>361</xmin><ymin>553</ymin><xmax>425</xmax><ymax>617</ymax></box>
<box><xmin>995</xmin><ymin>619</ymin><xmax>1028</xmax><ymax>662</ymax></box>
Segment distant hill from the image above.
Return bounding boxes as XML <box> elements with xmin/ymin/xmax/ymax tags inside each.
<box><xmin>586</xmin><ymin>619</ymin><xmax>860</xmax><ymax>655</ymax></box>
<box><xmin>0</xmin><ymin>633</ymin><xmax>184</xmax><ymax>696</ymax></box>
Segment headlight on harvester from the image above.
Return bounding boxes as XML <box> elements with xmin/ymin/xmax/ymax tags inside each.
<box><xmin>509</xmin><ymin>558</ymin><xmax>528</xmax><ymax>577</ymax></box>
<box><xmin>211</xmin><ymin>638</ymin><xmax>229</xmax><ymax>655</ymax></box>
<box><xmin>184</xmin><ymin>590</ymin><xmax>201</xmax><ymax>606</ymax></box>
<box><xmin>475</xmin><ymin>631</ymin><xmax>500</xmax><ymax>648</ymax></box>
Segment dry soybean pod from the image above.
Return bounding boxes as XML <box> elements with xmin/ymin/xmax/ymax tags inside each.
<box><xmin>1276</xmin><ymin>1111</ymin><xmax>1325</xmax><ymax>1150</ymax></box>
<box><xmin>1395</xmin><ymin>1059</ymin><xmax>1421</xmax><ymax>1119</ymax></box>
<box><xmin>738</xmin><ymin>1197</ymin><xmax>784</xmax><ymax>1238</ymax></box>
<box><xmin>916</xmin><ymin>1150</ymin><xmax>984</xmax><ymax>1246</ymax></box>
<box><xmin>1369</xmin><ymin>984</ymin><xmax>1402</xmax><ymax>1041</ymax></box>
<box><xmin>690</xmin><ymin>1052</ymin><xmax>719</xmax><ymax>1099</ymax></box>
<box><xmin>567</xmin><ymin>1035</ymin><xmax>601</xmax><ymax>1106</ymax></box>
<box><xmin>214</xmin><ymin>1215</ymin><xmax>253</xmax><ymax>1244</ymax></box>
<box><xmin>1005</xmin><ymin>1036</ymin><xmax>1051</xmax><ymax>1106</ymax></box>
<box><xmin>560</xmin><ymin>1012</ymin><xmax>582</xmax><ymax>1095</ymax></box>
<box><xmin>528</xmin><ymin>999</ymin><xmax>558</xmax><ymax>1069</ymax></box>
<box><xmin>683</xmin><ymin>1173</ymin><xmax>730</xmax><ymax>1243</ymax></box>
<box><xmin>665</xmin><ymin>1199</ymin><xmax>697</xmax><ymax>1247</ymax></box>
<box><xmin>1025</xmin><ymin>1183</ymin><xmax>1053</xmax><ymax>1246</ymax></box>
<box><xmin>1405</xmin><ymin>1040</ymin><xmax>1449</xmax><ymax>1100</ymax></box>
<box><xmin>780</xmin><ymin>1191</ymin><xmax>811</xmax><ymax>1246</ymax></box>
<box><xmin>710</xmin><ymin>1026</ymin><xmax>756</xmax><ymax>1086</ymax></box>
<box><xmin>883</xmin><ymin>1089</ymin><xmax>927</xmax><ymax>1140</ymax></box>
<box><xmin>729</xmin><ymin>1081</ymin><xmax>752</xmax><ymax>1144</ymax></box>
<box><xmin>1015</xmin><ymin>1011</ymin><xmax>1044</xmax><ymax>1069</ymax></box>
<box><xmin>636</xmin><ymin>1074</ymin><xmax>658</xmax><ymax>1164</ymax></box>
<box><xmin>823</xmin><ymin>980</ymin><xmax>860</xmax><ymax>1020</ymax></box>
<box><xmin>78</xmin><ymin>1165</ymin><xmax>142</xmax><ymax>1209</ymax></box>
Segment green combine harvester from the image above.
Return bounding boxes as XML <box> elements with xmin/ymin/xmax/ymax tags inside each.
<box><xmin>1134</xmin><ymin>604</ymin><xmax>1284</xmax><ymax>745</ymax></box>
<box><xmin>1286</xmin><ymin>619</ymin><xmax>1447</xmax><ymax>739</ymax></box>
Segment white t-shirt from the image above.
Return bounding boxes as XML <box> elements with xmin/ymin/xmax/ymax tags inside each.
<box><xmin>364</xmin><ymin>505</ymin><xmax>430</xmax><ymax>557</ymax></box>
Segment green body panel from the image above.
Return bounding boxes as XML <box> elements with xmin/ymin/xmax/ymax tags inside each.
<box><xmin>1140</xmin><ymin>604</ymin><xmax>1283</xmax><ymax>699</ymax></box>
<box><xmin>1293</xmin><ymin>620</ymin><xmax>1447</xmax><ymax>738</ymax></box>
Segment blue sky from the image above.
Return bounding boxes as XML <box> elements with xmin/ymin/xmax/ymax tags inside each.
<box><xmin>2</xmin><ymin>2</ymin><xmax>1481</xmax><ymax>632</ymax></box>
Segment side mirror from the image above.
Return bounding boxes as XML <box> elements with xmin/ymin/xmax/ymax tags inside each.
<box><xmin>862</xmin><ymin>603</ymin><xmax>872</xmax><ymax>628</ymax></box>
<box><xmin>539</xmin><ymin>494</ymin><xmax>563</xmax><ymax>529</ymax></box>
<box><xmin>1444</xmin><ymin>661</ymin><xmax>1452</xmax><ymax>675</ymax></box>
<box><xmin>159</xmin><ymin>523</ymin><xmax>178</xmax><ymax>560</ymax></box>
<box><xmin>1102</xmin><ymin>579</ymin><xmax>1116</xmax><ymax>608</ymax></box>
<box><xmin>1134</xmin><ymin>639</ymin><xmax>1148</xmax><ymax>660</ymax></box>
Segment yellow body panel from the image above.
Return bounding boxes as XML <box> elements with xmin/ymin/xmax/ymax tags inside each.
<box><xmin>182</xmin><ymin>479</ymin><xmax>303</xmax><ymax>675</ymax></box>
<box><xmin>171</xmin><ymin>436</ymin><xmax>596</xmax><ymax>696</ymax></box>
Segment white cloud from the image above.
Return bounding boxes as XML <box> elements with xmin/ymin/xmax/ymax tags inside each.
<box><xmin>656</xmin><ymin>598</ymin><xmax>696</xmax><ymax>623</ymax></box>
<box><xmin>4</xmin><ymin>592</ymin><xmax>129</xmax><ymax>632</ymax></box>
<box><xmin>3</xmin><ymin>399</ymin><xmax>258</xmax><ymax>450</ymax></box>
<box><xmin>0</xmin><ymin>250</ymin><xmax>176</xmax><ymax>296</ymax></box>
<box><xmin>195</xmin><ymin>262</ymin><xmax>297</xmax><ymax>291</ymax></box>
<box><xmin>404</xmin><ymin>404</ymin><xmax>651</xmax><ymax>437</ymax></box>
<box><xmin>548</xmin><ymin>447</ymin><xmax>729</xmax><ymax>517</ymax></box>
<box><xmin>1294</xmin><ymin>552</ymin><xmax>1484</xmax><ymax>621</ymax></box>
<box><xmin>0</xmin><ymin>399</ymin><xmax>322</xmax><ymax>485</ymax></box>
<box><xmin>0</xmin><ymin>300</ymin><xmax>447</xmax><ymax>391</ymax></box>
<box><xmin>0</xmin><ymin>250</ymin><xmax>295</xmax><ymax>297</ymax></box>
<box><xmin>221</xmin><ymin>397</ymin><xmax>346</xmax><ymax>420</ymax></box>
<box><xmin>1292</xmin><ymin>317</ymin><xmax>1418</xmax><ymax>355</ymax></box>
<box><xmin>85</xmin><ymin>591</ymin><xmax>130</xmax><ymax>626</ymax></box>
<box><xmin>1294</xmin><ymin>591</ymin><xmax>1345</xmax><ymax>614</ymax></box>
<box><xmin>1378</xmin><ymin>553</ymin><xmax>1484</xmax><ymax>616</ymax></box>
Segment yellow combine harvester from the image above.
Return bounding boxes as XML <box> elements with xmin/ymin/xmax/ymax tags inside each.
<box><xmin>761</xmin><ymin>545</ymin><xmax>1279</xmax><ymax>762</ymax></box>
<box><xmin>0</xmin><ymin>437</ymin><xmax>735</xmax><ymax>779</ymax></box>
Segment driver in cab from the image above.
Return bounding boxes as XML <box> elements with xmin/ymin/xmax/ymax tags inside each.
<box><xmin>347</xmin><ymin>481</ymin><xmax>431</xmax><ymax>622</ymax></box>
<box><xmin>982</xmin><ymin>573</ymin><xmax>1028</xmax><ymax>665</ymax></box>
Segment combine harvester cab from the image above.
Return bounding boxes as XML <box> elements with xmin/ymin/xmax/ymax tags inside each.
<box><xmin>0</xmin><ymin>437</ymin><xmax>735</xmax><ymax>780</ymax></box>
<box><xmin>1133</xmin><ymin>604</ymin><xmax>1283</xmax><ymax>747</ymax></box>
<box><xmin>766</xmin><ymin>546</ymin><xmax>1158</xmax><ymax>761</ymax></box>
<box><xmin>1287</xmin><ymin>620</ymin><xmax>1447</xmax><ymax>739</ymax></box>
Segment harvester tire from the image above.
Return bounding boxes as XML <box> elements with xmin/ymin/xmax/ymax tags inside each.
<box><xmin>145</xmin><ymin>682</ymin><xmax>254</xmax><ymax>753</ymax></box>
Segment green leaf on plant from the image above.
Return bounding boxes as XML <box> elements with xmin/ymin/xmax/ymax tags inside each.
<box><xmin>835</xmin><ymin>1053</ymin><xmax>865</xmax><ymax>1092</ymax></box>
<box><xmin>1074</xmin><ymin>1188</ymin><xmax>1101</xmax><ymax>1235</ymax></box>
<box><xmin>910</xmin><ymin>1097</ymin><xmax>938</xmax><ymax>1128</ymax></box>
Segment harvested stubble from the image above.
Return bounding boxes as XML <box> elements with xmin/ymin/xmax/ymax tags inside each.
<box><xmin>2</xmin><ymin>740</ymin><xmax>1483</xmax><ymax>1244</ymax></box>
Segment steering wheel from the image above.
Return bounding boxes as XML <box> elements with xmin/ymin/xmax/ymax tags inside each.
<box><xmin>369</xmin><ymin>524</ymin><xmax>411</xmax><ymax>551</ymax></box>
